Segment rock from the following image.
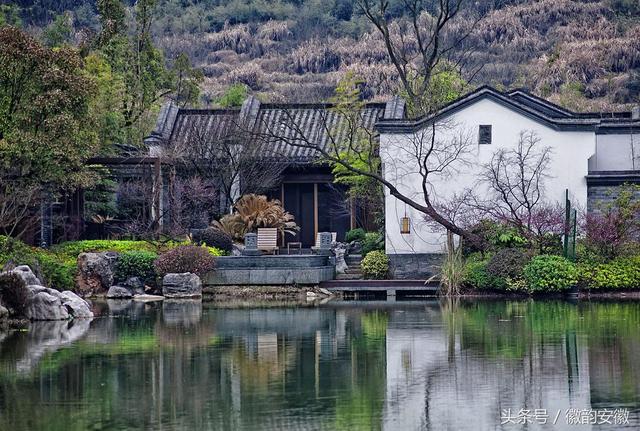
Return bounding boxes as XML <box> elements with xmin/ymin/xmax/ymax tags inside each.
<box><xmin>124</xmin><ymin>277</ymin><xmax>145</xmax><ymax>295</ymax></box>
<box><xmin>0</xmin><ymin>303</ymin><xmax>8</xmax><ymax>320</ymax></box>
<box><xmin>162</xmin><ymin>273</ymin><xmax>202</xmax><ymax>298</ymax></box>
<box><xmin>332</xmin><ymin>243</ymin><xmax>349</xmax><ymax>274</ymax></box>
<box><xmin>133</xmin><ymin>294</ymin><xmax>164</xmax><ymax>302</ymax></box>
<box><xmin>349</xmin><ymin>241</ymin><xmax>362</xmax><ymax>255</ymax></box>
<box><xmin>27</xmin><ymin>291</ymin><xmax>70</xmax><ymax>321</ymax></box>
<box><xmin>59</xmin><ymin>291</ymin><xmax>94</xmax><ymax>318</ymax></box>
<box><xmin>318</xmin><ymin>287</ymin><xmax>333</xmax><ymax>296</ymax></box>
<box><xmin>11</xmin><ymin>265</ymin><xmax>42</xmax><ymax>287</ymax></box>
<box><xmin>106</xmin><ymin>285</ymin><xmax>133</xmax><ymax>299</ymax></box>
<box><xmin>232</xmin><ymin>244</ymin><xmax>244</xmax><ymax>256</ymax></box>
<box><xmin>76</xmin><ymin>252</ymin><xmax>119</xmax><ymax>296</ymax></box>
<box><xmin>306</xmin><ymin>291</ymin><xmax>318</xmax><ymax>297</ymax></box>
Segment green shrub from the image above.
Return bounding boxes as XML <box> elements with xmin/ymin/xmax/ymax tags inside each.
<box><xmin>51</xmin><ymin>240</ymin><xmax>159</xmax><ymax>258</ymax></box>
<box><xmin>463</xmin><ymin>257</ymin><xmax>507</xmax><ymax>290</ymax></box>
<box><xmin>523</xmin><ymin>255</ymin><xmax>578</xmax><ymax>292</ymax></box>
<box><xmin>361</xmin><ymin>250</ymin><xmax>389</xmax><ymax>280</ymax></box>
<box><xmin>200</xmin><ymin>228</ymin><xmax>233</xmax><ymax>253</ymax></box>
<box><xmin>154</xmin><ymin>246</ymin><xmax>217</xmax><ymax>277</ymax></box>
<box><xmin>486</xmin><ymin>248</ymin><xmax>530</xmax><ymax>280</ymax></box>
<box><xmin>579</xmin><ymin>256</ymin><xmax>640</xmax><ymax>289</ymax></box>
<box><xmin>0</xmin><ymin>272</ymin><xmax>30</xmax><ymax>317</ymax></box>
<box><xmin>0</xmin><ymin>235</ymin><xmax>75</xmax><ymax>290</ymax></box>
<box><xmin>362</xmin><ymin>232</ymin><xmax>384</xmax><ymax>255</ymax></box>
<box><xmin>345</xmin><ymin>228</ymin><xmax>366</xmax><ymax>243</ymax></box>
<box><xmin>115</xmin><ymin>251</ymin><xmax>158</xmax><ymax>283</ymax></box>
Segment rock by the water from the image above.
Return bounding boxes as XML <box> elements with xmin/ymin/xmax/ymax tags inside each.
<box><xmin>12</xmin><ymin>265</ymin><xmax>42</xmax><ymax>287</ymax></box>
<box><xmin>59</xmin><ymin>291</ymin><xmax>94</xmax><ymax>318</ymax></box>
<box><xmin>106</xmin><ymin>285</ymin><xmax>133</xmax><ymax>299</ymax></box>
<box><xmin>162</xmin><ymin>273</ymin><xmax>202</xmax><ymax>298</ymax></box>
<box><xmin>76</xmin><ymin>252</ymin><xmax>118</xmax><ymax>296</ymax></box>
<box><xmin>124</xmin><ymin>277</ymin><xmax>145</xmax><ymax>295</ymax></box>
<box><xmin>27</xmin><ymin>291</ymin><xmax>70</xmax><ymax>321</ymax></box>
<box><xmin>0</xmin><ymin>303</ymin><xmax>8</xmax><ymax>320</ymax></box>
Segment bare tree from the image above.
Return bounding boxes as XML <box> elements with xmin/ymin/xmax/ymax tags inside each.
<box><xmin>167</xmin><ymin>120</ymin><xmax>288</xmax><ymax>214</ymax></box>
<box><xmin>0</xmin><ymin>182</ymin><xmax>40</xmax><ymax>238</ymax></box>
<box><xmin>356</xmin><ymin>0</ymin><xmax>482</xmax><ymax>115</ymax></box>
<box><xmin>252</xmin><ymin>108</ymin><xmax>483</xmax><ymax>246</ymax></box>
<box><xmin>478</xmin><ymin>130</ymin><xmax>553</xmax><ymax>233</ymax></box>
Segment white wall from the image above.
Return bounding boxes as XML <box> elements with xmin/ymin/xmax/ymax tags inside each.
<box><xmin>381</xmin><ymin>98</ymin><xmax>596</xmax><ymax>254</ymax></box>
<box><xmin>592</xmin><ymin>133</ymin><xmax>640</xmax><ymax>171</ymax></box>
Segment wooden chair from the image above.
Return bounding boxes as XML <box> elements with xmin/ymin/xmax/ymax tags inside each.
<box><xmin>257</xmin><ymin>228</ymin><xmax>279</xmax><ymax>254</ymax></box>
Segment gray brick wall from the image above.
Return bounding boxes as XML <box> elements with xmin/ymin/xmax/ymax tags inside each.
<box><xmin>388</xmin><ymin>253</ymin><xmax>443</xmax><ymax>279</ymax></box>
<box><xmin>588</xmin><ymin>185</ymin><xmax>640</xmax><ymax>214</ymax></box>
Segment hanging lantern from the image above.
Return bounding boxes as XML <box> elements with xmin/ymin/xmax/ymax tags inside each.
<box><xmin>400</xmin><ymin>215</ymin><xmax>410</xmax><ymax>234</ymax></box>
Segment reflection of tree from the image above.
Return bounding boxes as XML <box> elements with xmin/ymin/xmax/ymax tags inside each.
<box><xmin>335</xmin><ymin>311</ymin><xmax>387</xmax><ymax>431</ymax></box>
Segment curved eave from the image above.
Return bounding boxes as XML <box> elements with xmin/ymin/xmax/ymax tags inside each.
<box><xmin>375</xmin><ymin>88</ymin><xmax>600</xmax><ymax>134</ymax></box>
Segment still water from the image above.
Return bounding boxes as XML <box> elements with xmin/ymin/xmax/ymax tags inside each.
<box><xmin>0</xmin><ymin>299</ymin><xmax>639</xmax><ymax>430</ymax></box>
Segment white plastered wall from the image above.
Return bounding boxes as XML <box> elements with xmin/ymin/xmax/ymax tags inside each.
<box><xmin>380</xmin><ymin>98</ymin><xmax>597</xmax><ymax>254</ymax></box>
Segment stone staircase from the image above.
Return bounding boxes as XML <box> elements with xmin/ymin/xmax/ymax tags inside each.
<box><xmin>336</xmin><ymin>254</ymin><xmax>363</xmax><ymax>280</ymax></box>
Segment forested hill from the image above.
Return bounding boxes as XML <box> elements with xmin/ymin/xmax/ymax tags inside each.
<box><xmin>6</xmin><ymin>0</ymin><xmax>640</xmax><ymax>111</ymax></box>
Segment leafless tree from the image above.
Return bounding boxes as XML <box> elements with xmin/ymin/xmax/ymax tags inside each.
<box><xmin>0</xmin><ymin>182</ymin><xmax>40</xmax><ymax>238</ymax></box>
<box><xmin>167</xmin><ymin>120</ymin><xmax>287</xmax><ymax>214</ymax></box>
<box><xmin>356</xmin><ymin>0</ymin><xmax>483</xmax><ymax>115</ymax></box>
<box><xmin>252</xmin><ymin>108</ymin><xmax>483</xmax><ymax>247</ymax></box>
<box><xmin>474</xmin><ymin>130</ymin><xmax>564</xmax><ymax>243</ymax></box>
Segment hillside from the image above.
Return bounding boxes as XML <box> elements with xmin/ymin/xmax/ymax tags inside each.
<box><xmin>9</xmin><ymin>0</ymin><xmax>640</xmax><ymax>111</ymax></box>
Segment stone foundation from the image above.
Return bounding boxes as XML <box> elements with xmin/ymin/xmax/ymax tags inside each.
<box><xmin>388</xmin><ymin>253</ymin><xmax>443</xmax><ymax>279</ymax></box>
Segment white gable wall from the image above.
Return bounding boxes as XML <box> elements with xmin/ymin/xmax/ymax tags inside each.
<box><xmin>592</xmin><ymin>133</ymin><xmax>640</xmax><ymax>171</ymax></box>
<box><xmin>381</xmin><ymin>98</ymin><xmax>596</xmax><ymax>254</ymax></box>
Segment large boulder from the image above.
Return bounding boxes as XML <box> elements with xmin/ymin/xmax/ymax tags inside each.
<box><xmin>106</xmin><ymin>285</ymin><xmax>133</xmax><ymax>299</ymax></box>
<box><xmin>76</xmin><ymin>252</ymin><xmax>119</xmax><ymax>296</ymax></box>
<box><xmin>59</xmin><ymin>291</ymin><xmax>94</xmax><ymax>318</ymax></box>
<box><xmin>27</xmin><ymin>291</ymin><xmax>70</xmax><ymax>321</ymax></box>
<box><xmin>124</xmin><ymin>277</ymin><xmax>145</xmax><ymax>295</ymax></box>
<box><xmin>11</xmin><ymin>265</ymin><xmax>42</xmax><ymax>287</ymax></box>
<box><xmin>162</xmin><ymin>273</ymin><xmax>202</xmax><ymax>298</ymax></box>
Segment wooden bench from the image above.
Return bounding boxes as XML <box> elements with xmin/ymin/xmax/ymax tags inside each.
<box><xmin>257</xmin><ymin>227</ymin><xmax>279</xmax><ymax>254</ymax></box>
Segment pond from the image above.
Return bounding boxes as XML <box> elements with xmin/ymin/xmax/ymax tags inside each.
<box><xmin>0</xmin><ymin>299</ymin><xmax>639</xmax><ymax>430</ymax></box>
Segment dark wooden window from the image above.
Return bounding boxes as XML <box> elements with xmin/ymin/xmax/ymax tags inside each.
<box><xmin>479</xmin><ymin>125</ymin><xmax>492</xmax><ymax>145</ymax></box>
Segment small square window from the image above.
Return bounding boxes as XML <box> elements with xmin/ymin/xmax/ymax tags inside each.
<box><xmin>479</xmin><ymin>125</ymin><xmax>492</xmax><ymax>145</ymax></box>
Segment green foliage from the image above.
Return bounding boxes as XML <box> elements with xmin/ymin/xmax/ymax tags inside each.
<box><xmin>345</xmin><ymin>228</ymin><xmax>366</xmax><ymax>243</ymax></box>
<box><xmin>0</xmin><ymin>272</ymin><xmax>29</xmax><ymax>317</ymax></box>
<box><xmin>199</xmin><ymin>228</ymin><xmax>233</xmax><ymax>253</ymax></box>
<box><xmin>463</xmin><ymin>255</ymin><xmax>507</xmax><ymax>290</ymax></box>
<box><xmin>154</xmin><ymin>245</ymin><xmax>217</xmax><ymax>276</ymax></box>
<box><xmin>172</xmin><ymin>52</ymin><xmax>204</xmax><ymax>107</ymax></box>
<box><xmin>0</xmin><ymin>5</ymin><xmax>21</xmax><ymax>28</ymax></box>
<box><xmin>463</xmin><ymin>220</ymin><xmax>528</xmax><ymax>256</ymax></box>
<box><xmin>523</xmin><ymin>255</ymin><xmax>578</xmax><ymax>292</ymax></box>
<box><xmin>486</xmin><ymin>248</ymin><xmax>530</xmax><ymax>281</ymax></box>
<box><xmin>361</xmin><ymin>250</ymin><xmax>389</xmax><ymax>280</ymax></box>
<box><xmin>217</xmin><ymin>83</ymin><xmax>248</xmax><ymax>108</ymax></box>
<box><xmin>51</xmin><ymin>240</ymin><xmax>160</xmax><ymax>257</ymax></box>
<box><xmin>361</xmin><ymin>232</ymin><xmax>384</xmax><ymax>255</ymax></box>
<box><xmin>115</xmin><ymin>251</ymin><xmax>158</xmax><ymax>283</ymax></box>
<box><xmin>401</xmin><ymin>67</ymin><xmax>470</xmax><ymax>117</ymax></box>
<box><xmin>0</xmin><ymin>235</ymin><xmax>75</xmax><ymax>290</ymax></box>
<box><xmin>42</xmin><ymin>13</ymin><xmax>73</xmax><ymax>47</ymax></box>
<box><xmin>579</xmin><ymin>255</ymin><xmax>640</xmax><ymax>289</ymax></box>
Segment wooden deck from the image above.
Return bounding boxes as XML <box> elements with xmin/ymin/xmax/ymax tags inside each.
<box><xmin>320</xmin><ymin>279</ymin><xmax>440</xmax><ymax>298</ymax></box>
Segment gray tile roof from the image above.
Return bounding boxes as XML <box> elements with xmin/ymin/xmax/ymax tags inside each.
<box><xmin>149</xmin><ymin>98</ymin><xmax>387</xmax><ymax>162</ymax></box>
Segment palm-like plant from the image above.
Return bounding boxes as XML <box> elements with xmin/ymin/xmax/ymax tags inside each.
<box><xmin>212</xmin><ymin>194</ymin><xmax>299</xmax><ymax>241</ymax></box>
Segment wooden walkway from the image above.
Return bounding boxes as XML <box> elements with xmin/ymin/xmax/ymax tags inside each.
<box><xmin>320</xmin><ymin>279</ymin><xmax>440</xmax><ymax>298</ymax></box>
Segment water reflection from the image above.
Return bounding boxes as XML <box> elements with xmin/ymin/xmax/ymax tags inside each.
<box><xmin>0</xmin><ymin>300</ymin><xmax>638</xmax><ymax>430</ymax></box>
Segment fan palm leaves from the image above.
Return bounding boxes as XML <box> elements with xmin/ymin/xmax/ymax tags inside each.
<box><xmin>212</xmin><ymin>194</ymin><xmax>300</xmax><ymax>241</ymax></box>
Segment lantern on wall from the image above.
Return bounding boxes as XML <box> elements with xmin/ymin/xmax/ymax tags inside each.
<box><xmin>400</xmin><ymin>207</ymin><xmax>410</xmax><ymax>234</ymax></box>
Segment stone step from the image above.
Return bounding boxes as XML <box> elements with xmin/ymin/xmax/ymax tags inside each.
<box><xmin>336</xmin><ymin>273</ymin><xmax>364</xmax><ymax>280</ymax></box>
<box><xmin>344</xmin><ymin>268</ymin><xmax>363</xmax><ymax>274</ymax></box>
